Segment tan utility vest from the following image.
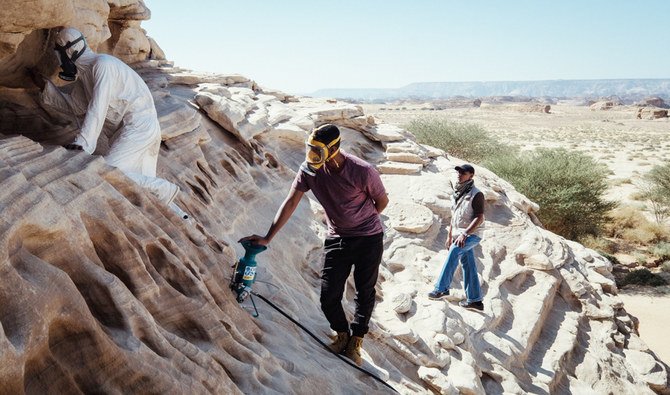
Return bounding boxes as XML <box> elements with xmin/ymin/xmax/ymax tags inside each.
<box><xmin>451</xmin><ymin>185</ymin><xmax>484</xmax><ymax>237</ymax></box>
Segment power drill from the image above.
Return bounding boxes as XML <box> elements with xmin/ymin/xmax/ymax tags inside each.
<box><xmin>230</xmin><ymin>240</ymin><xmax>267</xmax><ymax>303</ymax></box>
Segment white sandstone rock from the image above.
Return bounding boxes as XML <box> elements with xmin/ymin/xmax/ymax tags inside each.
<box><xmin>447</xmin><ymin>356</ymin><xmax>485</xmax><ymax>394</ymax></box>
<box><xmin>624</xmin><ymin>349</ymin><xmax>669</xmax><ymax>389</ymax></box>
<box><xmin>385</xmin><ymin>152</ymin><xmax>426</xmax><ymax>164</ymax></box>
<box><xmin>420</xmin><ymin>144</ymin><xmax>446</xmax><ymax>158</ymax></box>
<box><xmin>364</xmin><ymin>123</ymin><xmax>406</xmax><ymax>142</ymax></box>
<box><xmin>478</xmin><ymin>184</ymin><xmax>500</xmax><ymax>202</ymax></box>
<box><xmin>377</xmin><ymin>161</ymin><xmax>423</xmax><ymax>175</ymax></box>
<box><xmin>418</xmin><ymin>367</ymin><xmax>458</xmax><ymax>394</ymax></box>
<box><xmin>435</xmin><ymin>334</ymin><xmax>456</xmax><ymax>350</ymax></box>
<box><xmin>391</xmin><ymin>292</ymin><xmax>413</xmax><ymax>314</ymax></box>
<box><xmin>524</xmin><ymin>254</ymin><xmax>554</xmax><ymax>271</ymax></box>
<box><xmin>385</xmin><ymin>201</ymin><xmax>435</xmax><ymax>233</ymax></box>
<box><xmin>384</xmin><ymin>141</ymin><xmax>422</xmax><ymax>155</ymax></box>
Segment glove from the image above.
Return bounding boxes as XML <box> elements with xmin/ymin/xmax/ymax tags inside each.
<box><xmin>64</xmin><ymin>143</ymin><xmax>83</xmax><ymax>151</ymax></box>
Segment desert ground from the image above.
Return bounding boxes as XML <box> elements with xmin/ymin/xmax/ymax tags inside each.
<box><xmin>619</xmin><ymin>287</ymin><xmax>670</xmax><ymax>365</ymax></box>
<box><xmin>362</xmin><ymin>102</ymin><xmax>670</xmax><ymax>364</ymax></box>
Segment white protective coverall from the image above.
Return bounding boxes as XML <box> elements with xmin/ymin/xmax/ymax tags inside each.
<box><xmin>42</xmin><ymin>34</ymin><xmax>179</xmax><ymax>205</ymax></box>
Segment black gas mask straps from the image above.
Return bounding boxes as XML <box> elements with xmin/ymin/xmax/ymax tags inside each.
<box><xmin>54</xmin><ymin>34</ymin><xmax>86</xmax><ymax>81</ymax></box>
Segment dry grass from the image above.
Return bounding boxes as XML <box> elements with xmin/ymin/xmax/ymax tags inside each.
<box><xmin>580</xmin><ymin>235</ymin><xmax>619</xmax><ymax>254</ymax></box>
<box><xmin>605</xmin><ymin>206</ymin><xmax>670</xmax><ymax>245</ymax></box>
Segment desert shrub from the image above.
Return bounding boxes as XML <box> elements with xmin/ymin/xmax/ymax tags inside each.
<box><xmin>607</xmin><ymin>206</ymin><xmax>670</xmax><ymax>244</ymax></box>
<box><xmin>405</xmin><ymin>119</ymin><xmax>512</xmax><ymax>162</ymax></box>
<box><xmin>598</xmin><ymin>251</ymin><xmax>621</xmax><ymax>266</ymax></box>
<box><xmin>634</xmin><ymin>252</ymin><xmax>648</xmax><ymax>265</ymax></box>
<box><xmin>608</xmin><ymin>177</ymin><xmax>631</xmax><ymax>187</ymax></box>
<box><xmin>648</xmin><ymin>162</ymin><xmax>670</xmax><ymax>193</ymax></box>
<box><xmin>485</xmin><ymin>148</ymin><xmax>616</xmax><ymax>240</ymax></box>
<box><xmin>605</xmin><ymin>206</ymin><xmax>646</xmax><ymax>238</ymax></box>
<box><xmin>580</xmin><ymin>235</ymin><xmax>618</xmax><ymax>254</ymax></box>
<box><xmin>641</xmin><ymin>162</ymin><xmax>670</xmax><ymax>223</ymax></box>
<box><xmin>621</xmin><ymin>224</ymin><xmax>668</xmax><ymax>245</ymax></box>
<box><xmin>644</xmin><ymin>223</ymin><xmax>670</xmax><ymax>243</ymax></box>
<box><xmin>619</xmin><ymin>268</ymin><xmax>668</xmax><ymax>287</ymax></box>
<box><xmin>661</xmin><ymin>261</ymin><xmax>670</xmax><ymax>273</ymax></box>
<box><xmin>630</xmin><ymin>191</ymin><xmax>647</xmax><ymax>201</ymax></box>
<box><xmin>651</xmin><ymin>242</ymin><xmax>670</xmax><ymax>260</ymax></box>
<box><xmin>641</xmin><ymin>189</ymin><xmax>669</xmax><ymax>222</ymax></box>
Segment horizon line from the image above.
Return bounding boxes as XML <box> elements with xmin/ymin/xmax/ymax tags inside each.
<box><xmin>310</xmin><ymin>77</ymin><xmax>670</xmax><ymax>93</ymax></box>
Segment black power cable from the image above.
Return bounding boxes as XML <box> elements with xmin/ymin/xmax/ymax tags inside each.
<box><xmin>250</xmin><ymin>292</ymin><xmax>399</xmax><ymax>394</ymax></box>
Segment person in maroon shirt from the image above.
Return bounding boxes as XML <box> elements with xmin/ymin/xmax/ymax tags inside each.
<box><xmin>240</xmin><ymin>124</ymin><xmax>389</xmax><ymax>366</ymax></box>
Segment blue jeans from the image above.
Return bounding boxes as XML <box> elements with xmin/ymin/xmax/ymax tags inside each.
<box><xmin>434</xmin><ymin>235</ymin><xmax>482</xmax><ymax>302</ymax></box>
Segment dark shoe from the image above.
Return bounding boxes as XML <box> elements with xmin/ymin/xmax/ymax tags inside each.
<box><xmin>343</xmin><ymin>335</ymin><xmax>364</xmax><ymax>366</ymax></box>
<box><xmin>428</xmin><ymin>289</ymin><xmax>449</xmax><ymax>300</ymax></box>
<box><xmin>328</xmin><ymin>331</ymin><xmax>350</xmax><ymax>354</ymax></box>
<box><xmin>459</xmin><ymin>300</ymin><xmax>484</xmax><ymax>311</ymax></box>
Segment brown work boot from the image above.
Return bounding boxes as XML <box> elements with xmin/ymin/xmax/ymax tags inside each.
<box><xmin>328</xmin><ymin>331</ymin><xmax>350</xmax><ymax>354</ymax></box>
<box><xmin>343</xmin><ymin>335</ymin><xmax>364</xmax><ymax>366</ymax></box>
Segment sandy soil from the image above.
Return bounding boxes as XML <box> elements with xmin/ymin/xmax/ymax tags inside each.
<box><xmin>619</xmin><ymin>288</ymin><xmax>670</xmax><ymax>365</ymax></box>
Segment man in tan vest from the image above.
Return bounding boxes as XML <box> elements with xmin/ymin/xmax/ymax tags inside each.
<box><xmin>428</xmin><ymin>164</ymin><xmax>485</xmax><ymax>311</ymax></box>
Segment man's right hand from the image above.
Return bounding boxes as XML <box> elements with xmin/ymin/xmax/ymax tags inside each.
<box><xmin>64</xmin><ymin>143</ymin><xmax>84</xmax><ymax>151</ymax></box>
<box><xmin>238</xmin><ymin>235</ymin><xmax>270</xmax><ymax>247</ymax></box>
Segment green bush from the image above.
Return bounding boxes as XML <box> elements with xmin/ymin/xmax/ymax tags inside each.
<box><xmin>485</xmin><ymin>148</ymin><xmax>616</xmax><ymax>240</ymax></box>
<box><xmin>648</xmin><ymin>162</ymin><xmax>670</xmax><ymax>193</ymax></box>
<box><xmin>652</xmin><ymin>242</ymin><xmax>670</xmax><ymax>260</ymax></box>
<box><xmin>619</xmin><ymin>268</ymin><xmax>668</xmax><ymax>287</ymax></box>
<box><xmin>404</xmin><ymin>119</ymin><xmax>513</xmax><ymax>162</ymax></box>
<box><xmin>643</xmin><ymin>162</ymin><xmax>670</xmax><ymax>223</ymax></box>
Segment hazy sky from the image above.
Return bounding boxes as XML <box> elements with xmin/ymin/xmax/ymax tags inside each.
<box><xmin>143</xmin><ymin>1</ymin><xmax>668</xmax><ymax>94</ymax></box>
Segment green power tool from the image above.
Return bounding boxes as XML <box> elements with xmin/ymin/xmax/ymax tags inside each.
<box><xmin>230</xmin><ymin>240</ymin><xmax>267</xmax><ymax>303</ymax></box>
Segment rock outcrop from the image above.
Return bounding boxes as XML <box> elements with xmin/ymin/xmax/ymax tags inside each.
<box><xmin>637</xmin><ymin>107</ymin><xmax>669</xmax><ymax>120</ymax></box>
<box><xmin>636</xmin><ymin>97</ymin><xmax>669</xmax><ymax>109</ymax></box>
<box><xmin>589</xmin><ymin>100</ymin><xmax>623</xmax><ymax>111</ymax></box>
<box><xmin>0</xmin><ymin>2</ymin><xmax>668</xmax><ymax>394</ymax></box>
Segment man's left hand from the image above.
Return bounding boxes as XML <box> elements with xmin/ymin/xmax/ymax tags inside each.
<box><xmin>454</xmin><ymin>233</ymin><xmax>468</xmax><ymax>248</ymax></box>
<box><xmin>238</xmin><ymin>234</ymin><xmax>270</xmax><ymax>247</ymax></box>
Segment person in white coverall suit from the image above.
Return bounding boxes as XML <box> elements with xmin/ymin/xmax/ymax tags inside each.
<box><xmin>38</xmin><ymin>27</ymin><xmax>188</xmax><ymax>218</ymax></box>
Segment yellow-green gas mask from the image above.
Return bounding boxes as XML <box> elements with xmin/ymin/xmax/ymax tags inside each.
<box><xmin>305</xmin><ymin>132</ymin><xmax>340</xmax><ymax>171</ymax></box>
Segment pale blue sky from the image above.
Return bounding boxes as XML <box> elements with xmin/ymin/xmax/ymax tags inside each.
<box><xmin>143</xmin><ymin>1</ymin><xmax>668</xmax><ymax>95</ymax></box>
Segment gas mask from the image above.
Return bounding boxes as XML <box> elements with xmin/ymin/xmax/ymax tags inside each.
<box><xmin>304</xmin><ymin>132</ymin><xmax>340</xmax><ymax>173</ymax></box>
<box><xmin>54</xmin><ymin>34</ymin><xmax>86</xmax><ymax>81</ymax></box>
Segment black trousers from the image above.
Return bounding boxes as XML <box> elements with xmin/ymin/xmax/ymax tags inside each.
<box><xmin>320</xmin><ymin>232</ymin><xmax>383</xmax><ymax>337</ymax></box>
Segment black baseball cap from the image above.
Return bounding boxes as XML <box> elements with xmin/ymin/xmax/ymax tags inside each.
<box><xmin>455</xmin><ymin>164</ymin><xmax>475</xmax><ymax>174</ymax></box>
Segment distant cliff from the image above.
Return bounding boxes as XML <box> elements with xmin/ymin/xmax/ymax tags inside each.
<box><xmin>311</xmin><ymin>79</ymin><xmax>670</xmax><ymax>102</ymax></box>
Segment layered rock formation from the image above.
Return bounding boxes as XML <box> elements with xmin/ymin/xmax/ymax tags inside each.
<box><xmin>1</xmin><ymin>1</ymin><xmax>669</xmax><ymax>394</ymax></box>
<box><xmin>637</xmin><ymin>107</ymin><xmax>669</xmax><ymax>120</ymax></box>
